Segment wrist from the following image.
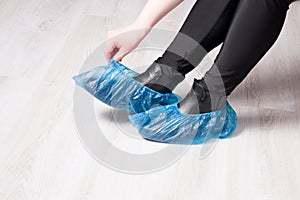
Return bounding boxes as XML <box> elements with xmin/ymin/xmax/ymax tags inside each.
<box><xmin>129</xmin><ymin>22</ymin><xmax>152</xmax><ymax>40</ymax></box>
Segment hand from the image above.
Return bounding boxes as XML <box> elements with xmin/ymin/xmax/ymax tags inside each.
<box><xmin>104</xmin><ymin>24</ymin><xmax>150</xmax><ymax>62</ymax></box>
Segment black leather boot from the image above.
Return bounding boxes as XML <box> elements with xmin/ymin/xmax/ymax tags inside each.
<box><xmin>133</xmin><ymin>61</ymin><xmax>185</xmax><ymax>94</ymax></box>
<box><xmin>178</xmin><ymin>78</ymin><xmax>227</xmax><ymax>114</ymax></box>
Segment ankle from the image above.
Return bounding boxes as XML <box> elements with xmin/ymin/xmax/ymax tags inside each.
<box><xmin>178</xmin><ymin>78</ymin><xmax>227</xmax><ymax>114</ymax></box>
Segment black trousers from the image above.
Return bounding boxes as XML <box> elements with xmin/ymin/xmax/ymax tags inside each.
<box><xmin>155</xmin><ymin>0</ymin><xmax>296</xmax><ymax>96</ymax></box>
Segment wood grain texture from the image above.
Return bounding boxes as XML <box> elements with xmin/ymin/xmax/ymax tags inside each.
<box><xmin>0</xmin><ymin>0</ymin><xmax>299</xmax><ymax>200</ymax></box>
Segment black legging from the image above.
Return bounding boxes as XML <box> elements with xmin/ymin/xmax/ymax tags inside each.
<box><xmin>154</xmin><ymin>0</ymin><xmax>296</xmax><ymax>96</ymax></box>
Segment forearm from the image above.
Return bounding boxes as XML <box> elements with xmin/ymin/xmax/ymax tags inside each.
<box><xmin>132</xmin><ymin>0</ymin><xmax>184</xmax><ymax>28</ymax></box>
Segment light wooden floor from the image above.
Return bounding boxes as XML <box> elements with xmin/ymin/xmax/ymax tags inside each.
<box><xmin>1</xmin><ymin>0</ymin><xmax>300</xmax><ymax>199</ymax></box>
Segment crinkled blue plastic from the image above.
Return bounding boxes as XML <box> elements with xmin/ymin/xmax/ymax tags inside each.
<box><xmin>72</xmin><ymin>59</ymin><xmax>181</xmax><ymax>113</ymax></box>
<box><xmin>128</xmin><ymin>101</ymin><xmax>237</xmax><ymax>144</ymax></box>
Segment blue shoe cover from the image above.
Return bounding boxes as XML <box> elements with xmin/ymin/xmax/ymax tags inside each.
<box><xmin>72</xmin><ymin>59</ymin><xmax>181</xmax><ymax>113</ymax></box>
<box><xmin>128</xmin><ymin>101</ymin><xmax>237</xmax><ymax>144</ymax></box>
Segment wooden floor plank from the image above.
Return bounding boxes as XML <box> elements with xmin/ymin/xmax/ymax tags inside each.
<box><xmin>0</xmin><ymin>0</ymin><xmax>299</xmax><ymax>200</ymax></box>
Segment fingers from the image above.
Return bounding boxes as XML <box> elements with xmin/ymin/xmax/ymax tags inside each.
<box><xmin>104</xmin><ymin>42</ymin><xmax>119</xmax><ymax>62</ymax></box>
<box><xmin>114</xmin><ymin>50</ymin><xmax>129</xmax><ymax>62</ymax></box>
<box><xmin>104</xmin><ymin>47</ymin><xmax>127</xmax><ymax>63</ymax></box>
<box><xmin>104</xmin><ymin>30</ymin><xmax>131</xmax><ymax>63</ymax></box>
<box><xmin>105</xmin><ymin>48</ymin><xmax>119</xmax><ymax>62</ymax></box>
<box><xmin>104</xmin><ymin>41</ymin><xmax>128</xmax><ymax>63</ymax></box>
<box><xmin>104</xmin><ymin>30</ymin><xmax>120</xmax><ymax>62</ymax></box>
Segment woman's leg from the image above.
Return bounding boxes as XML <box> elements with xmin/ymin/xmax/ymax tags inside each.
<box><xmin>179</xmin><ymin>0</ymin><xmax>294</xmax><ymax>114</ymax></box>
<box><xmin>134</xmin><ymin>0</ymin><xmax>240</xmax><ymax>93</ymax></box>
